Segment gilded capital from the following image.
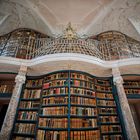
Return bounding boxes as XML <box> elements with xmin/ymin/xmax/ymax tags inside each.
<box><xmin>18</xmin><ymin>65</ymin><xmax>27</xmax><ymax>76</ymax></box>
<box><xmin>113</xmin><ymin>76</ymin><xmax>123</xmax><ymax>85</ymax></box>
<box><xmin>15</xmin><ymin>74</ymin><xmax>26</xmax><ymax>84</ymax></box>
<box><xmin>112</xmin><ymin>67</ymin><xmax>123</xmax><ymax>85</ymax></box>
<box><xmin>15</xmin><ymin>65</ymin><xmax>27</xmax><ymax>84</ymax></box>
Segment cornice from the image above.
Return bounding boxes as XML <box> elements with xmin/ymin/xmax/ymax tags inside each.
<box><xmin>0</xmin><ymin>53</ymin><xmax>139</xmax><ymax>76</ymax></box>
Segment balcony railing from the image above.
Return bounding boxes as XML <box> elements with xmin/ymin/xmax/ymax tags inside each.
<box><xmin>0</xmin><ymin>28</ymin><xmax>140</xmax><ymax>61</ymax></box>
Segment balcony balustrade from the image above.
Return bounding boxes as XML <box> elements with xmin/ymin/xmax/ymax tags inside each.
<box><xmin>0</xmin><ymin>29</ymin><xmax>140</xmax><ymax>61</ymax></box>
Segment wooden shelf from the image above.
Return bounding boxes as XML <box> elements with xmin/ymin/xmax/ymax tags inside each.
<box><xmin>0</xmin><ymin>93</ymin><xmax>12</xmax><ymax>98</ymax></box>
<box><xmin>11</xmin><ymin>71</ymin><xmax>125</xmax><ymax>140</ymax></box>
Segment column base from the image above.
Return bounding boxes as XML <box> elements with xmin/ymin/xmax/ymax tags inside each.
<box><xmin>0</xmin><ymin>130</ymin><xmax>11</xmax><ymax>140</ymax></box>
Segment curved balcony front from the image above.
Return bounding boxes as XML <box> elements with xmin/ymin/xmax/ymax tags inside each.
<box><xmin>0</xmin><ymin>28</ymin><xmax>140</xmax><ymax>61</ymax></box>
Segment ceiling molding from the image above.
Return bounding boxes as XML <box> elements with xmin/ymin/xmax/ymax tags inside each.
<box><xmin>128</xmin><ymin>16</ymin><xmax>140</xmax><ymax>35</ymax></box>
<box><xmin>79</xmin><ymin>0</ymin><xmax>117</xmax><ymax>35</ymax></box>
<box><xmin>0</xmin><ymin>13</ymin><xmax>10</xmax><ymax>26</ymax></box>
<box><xmin>25</xmin><ymin>0</ymin><xmax>57</xmax><ymax>35</ymax></box>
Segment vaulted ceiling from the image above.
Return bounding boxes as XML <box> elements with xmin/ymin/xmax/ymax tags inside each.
<box><xmin>0</xmin><ymin>0</ymin><xmax>140</xmax><ymax>40</ymax></box>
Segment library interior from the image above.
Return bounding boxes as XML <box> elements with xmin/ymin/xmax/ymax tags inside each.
<box><xmin>0</xmin><ymin>0</ymin><xmax>140</xmax><ymax>140</ymax></box>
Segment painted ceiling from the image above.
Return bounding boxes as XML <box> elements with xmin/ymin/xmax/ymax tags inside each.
<box><xmin>0</xmin><ymin>0</ymin><xmax>140</xmax><ymax>40</ymax></box>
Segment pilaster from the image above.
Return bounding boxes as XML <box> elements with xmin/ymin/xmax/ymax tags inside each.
<box><xmin>112</xmin><ymin>67</ymin><xmax>139</xmax><ymax>140</ymax></box>
<box><xmin>0</xmin><ymin>65</ymin><xmax>27</xmax><ymax>140</ymax></box>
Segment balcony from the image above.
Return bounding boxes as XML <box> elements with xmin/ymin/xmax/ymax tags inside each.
<box><xmin>0</xmin><ymin>28</ymin><xmax>140</xmax><ymax>61</ymax></box>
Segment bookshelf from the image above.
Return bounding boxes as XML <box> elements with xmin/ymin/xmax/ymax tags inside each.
<box><xmin>11</xmin><ymin>71</ymin><xmax>125</xmax><ymax>140</ymax></box>
<box><xmin>124</xmin><ymin>80</ymin><xmax>140</xmax><ymax>98</ymax></box>
<box><xmin>11</xmin><ymin>78</ymin><xmax>43</xmax><ymax>140</ymax></box>
<box><xmin>37</xmin><ymin>72</ymin><xmax>69</xmax><ymax>140</ymax></box>
<box><xmin>0</xmin><ymin>80</ymin><xmax>15</xmax><ymax>98</ymax></box>
<box><xmin>95</xmin><ymin>79</ymin><xmax>123</xmax><ymax>140</ymax></box>
<box><xmin>0</xmin><ymin>74</ymin><xmax>16</xmax><ymax>133</ymax></box>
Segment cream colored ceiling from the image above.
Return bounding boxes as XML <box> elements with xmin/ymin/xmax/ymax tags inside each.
<box><xmin>0</xmin><ymin>0</ymin><xmax>140</xmax><ymax>40</ymax></box>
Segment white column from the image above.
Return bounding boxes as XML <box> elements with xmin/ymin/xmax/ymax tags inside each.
<box><xmin>112</xmin><ymin>67</ymin><xmax>139</xmax><ymax>140</ymax></box>
<box><xmin>0</xmin><ymin>65</ymin><xmax>27</xmax><ymax>140</ymax></box>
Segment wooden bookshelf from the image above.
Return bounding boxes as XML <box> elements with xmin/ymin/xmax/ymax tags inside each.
<box><xmin>95</xmin><ymin>78</ymin><xmax>123</xmax><ymax>139</ymax></box>
<box><xmin>11</xmin><ymin>77</ymin><xmax>43</xmax><ymax>140</ymax></box>
<box><xmin>0</xmin><ymin>80</ymin><xmax>15</xmax><ymax>96</ymax></box>
<box><xmin>124</xmin><ymin>80</ymin><xmax>140</xmax><ymax>99</ymax></box>
<box><xmin>11</xmin><ymin>71</ymin><xmax>125</xmax><ymax>140</ymax></box>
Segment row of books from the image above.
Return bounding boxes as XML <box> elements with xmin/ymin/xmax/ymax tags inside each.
<box><xmin>19</xmin><ymin>101</ymin><xmax>40</xmax><ymax>109</ymax></box>
<box><xmin>97</xmin><ymin>100</ymin><xmax>116</xmax><ymax>107</ymax></box>
<box><xmin>43</xmin><ymin>80</ymin><xmax>68</xmax><ymax>89</ymax></box>
<box><xmin>96</xmin><ymin>93</ymin><xmax>113</xmax><ymax>99</ymax></box>
<box><xmin>24</xmin><ymin>81</ymin><xmax>113</xmax><ymax>96</ymax></box>
<box><xmin>103</xmin><ymin>135</ymin><xmax>123</xmax><ymax>140</ymax></box>
<box><xmin>43</xmin><ymin>80</ymin><xmax>94</xmax><ymax>89</ymax></box>
<box><xmin>45</xmin><ymin>72</ymin><xmax>68</xmax><ymax>81</ymax></box>
<box><xmin>26</xmin><ymin>88</ymin><xmax>114</xmax><ymax>98</ymax></box>
<box><xmin>95</xmin><ymin>85</ymin><xmax>112</xmax><ymax>92</ymax></box>
<box><xmin>124</xmin><ymin>89</ymin><xmax>140</xmax><ymax>94</ymax></box>
<box><xmin>12</xmin><ymin>137</ymin><xmax>34</xmax><ymax>140</ymax></box>
<box><xmin>41</xmin><ymin>107</ymin><xmax>97</xmax><ymax>116</ymax></box>
<box><xmin>22</xmin><ymin>89</ymin><xmax>41</xmax><ymax>99</ymax></box>
<box><xmin>42</xmin><ymin>96</ymin><xmax>68</xmax><ymax>105</ymax></box>
<box><xmin>17</xmin><ymin>111</ymin><xmax>37</xmax><ymax>120</ymax></box>
<box><xmin>37</xmin><ymin>130</ymin><xmax>45</xmax><ymax>140</ymax></box>
<box><xmin>95</xmin><ymin>79</ymin><xmax>110</xmax><ymax>86</ymax></box>
<box><xmin>101</xmin><ymin>125</ymin><xmax>121</xmax><ymax>133</ymax></box>
<box><xmin>123</xmin><ymin>81</ymin><xmax>140</xmax><ymax>87</ymax></box>
<box><xmin>71</xmin><ymin>107</ymin><xmax>97</xmax><ymax>116</ymax></box>
<box><xmin>70</xmin><ymin>130</ymin><xmax>100</xmax><ymax>140</ymax></box>
<box><xmin>39</xmin><ymin>118</ymin><xmax>67</xmax><ymax>128</ymax></box>
<box><xmin>37</xmin><ymin>130</ymin><xmax>100</xmax><ymax>140</ymax></box>
<box><xmin>14</xmin><ymin>123</ymin><xmax>35</xmax><ymax>134</ymax></box>
<box><xmin>0</xmin><ymin>80</ymin><xmax>15</xmax><ymax>85</ymax></box>
<box><xmin>0</xmin><ymin>84</ymin><xmax>14</xmax><ymax>93</ymax></box>
<box><xmin>43</xmin><ymin>87</ymin><xmax>68</xmax><ymax>95</ymax></box>
<box><xmin>70</xmin><ymin>88</ymin><xmax>95</xmax><ymax>96</ymax></box>
<box><xmin>70</xmin><ymin>96</ymin><xmax>96</xmax><ymax>106</ymax></box>
<box><xmin>70</xmin><ymin>73</ymin><xmax>93</xmax><ymax>81</ymax></box>
<box><xmin>37</xmin><ymin>130</ymin><xmax>68</xmax><ymax>140</ymax></box>
<box><xmin>25</xmin><ymin>74</ymin><xmax>112</xmax><ymax>88</ymax></box>
<box><xmin>70</xmin><ymin>118</ymin><xmax>97</xmax><ymax>128</ymax></box>
<box><xmin>100</xmin><ymin>116</ymin><xmax>119</xmax><ymax>123</ymax></box>
<box><xmin>26</xmin><ymin>79</ymin><xmax>43</xmax><ymax>87</ymax></box>
<box><xmin>41</xmin><ymin>107</ymin><xmax>68</xmax><ymax>116</ymax></box>
<box><xmin>98</xmin><ymin>108</ymin><xmax>117</xmax><ymax>114</ymax></box>
<box><xmin>71</xmin><ymin>80</ymin><xmax>94</xmax><ymax>89</ymax></box>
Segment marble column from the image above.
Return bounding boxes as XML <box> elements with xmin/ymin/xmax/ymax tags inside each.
<box><xmin>0</xmin><ymin>65</ymin><xmax>27</xmax><ymax>140</ymax></box>
<box><xmin>112</xmin><ymin>67</ymin><xmax>139</xmax><ymax>140</ymax></box>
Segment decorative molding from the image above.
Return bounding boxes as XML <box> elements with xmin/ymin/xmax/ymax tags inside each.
<box><xmin>0</xmin><ymin>13</ymin><xmax>10</xmax><ymax>26</ymax></box>
<box><xmin>113</xmin><ymin>76</ymin><xmax>124</xmax><ymax>85</ymax></box>
<box><xmin>15</xmin><ymin>74</ymin><xmax>26</xmax><ymax>84</ymax></box>
<box><xmin>0</xmin><ymin>53</ymin><xmax>140</xmax><ymax>68</ymax></box>
<box><xmin>112</xmin><ymin>67</ymin><xmax>124</xmax><ymax>85</ymax></box>
<box><xmin>0</xmin><ymin>29</ymin><xmax>139</xmax><ymax>61</ymax></box>
<box><xmin>15</xmin><ymin>65</ymin><xmax>27</xmax><ymax>83</ymax></box>
<box><xmin>128</xmin><ymin>16</ymin><xmax>140</xmax><ymax>35</ymax></box>
<box><xmin>0</xmin><ymin>54</ymin><xmax>140</xmax><ymax>76</ymax></box>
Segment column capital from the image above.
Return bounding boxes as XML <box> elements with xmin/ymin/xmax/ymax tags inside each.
<box><xmin>18</xmin><ymin>65</ymin><xmax>27</xmax><ymax>76</ymax></box>
<box><xmin>15</xmin><ymin>75</ymin><xmax>26</xmax><ymax>84</ymax></box>
<box><xmin>113</xmin><ymin>76</ymin><xmax>123</xmax><ymax>85</ymax></box>
<box><xmin>15</xmin><ymin>65</ymin><xmax>27</xmax><ymax>84</ymax></box>
<box><xmin>112</xmin><ymin>67</ymin><xmax>123</xmax><ymax>85</ymax></box>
